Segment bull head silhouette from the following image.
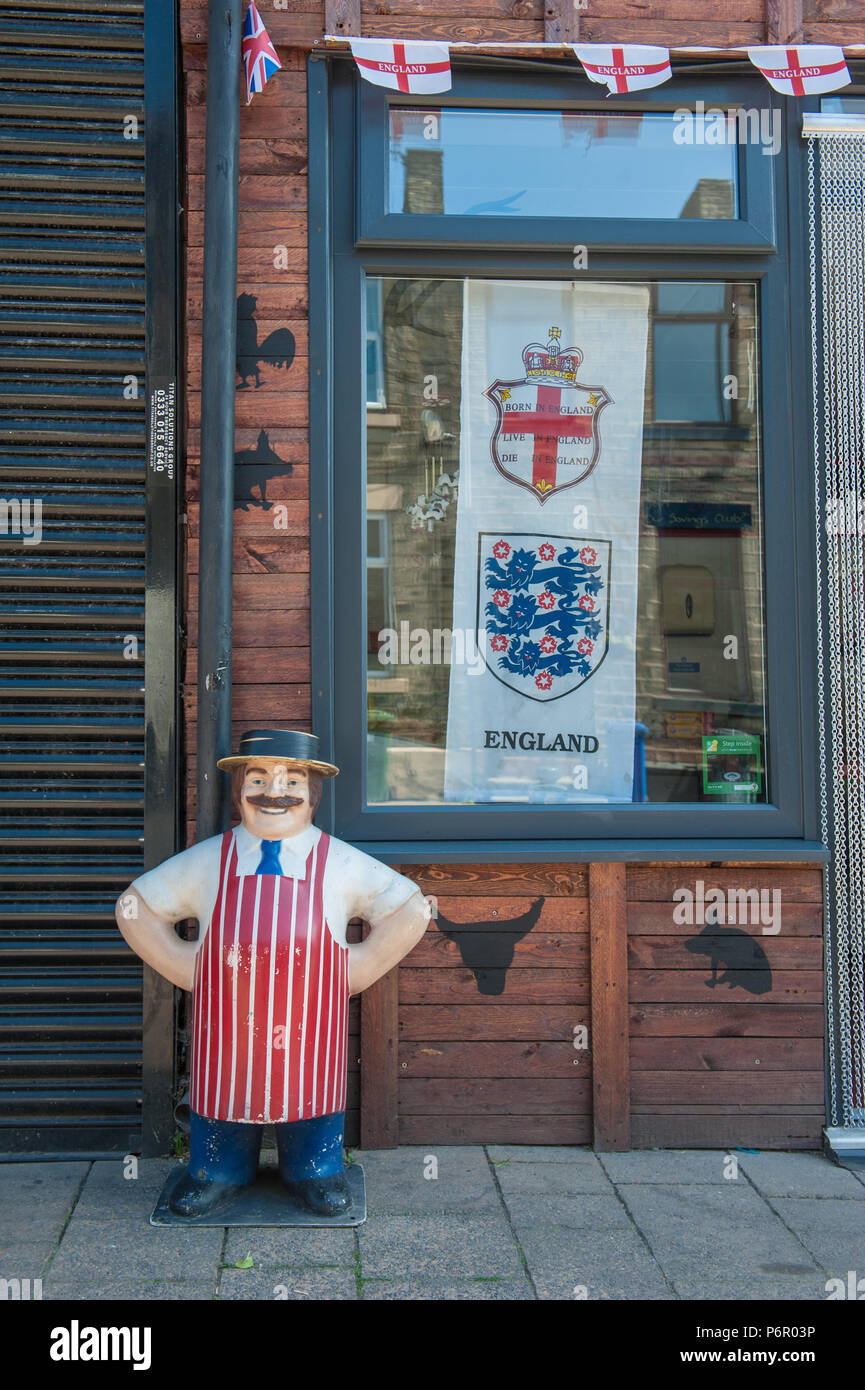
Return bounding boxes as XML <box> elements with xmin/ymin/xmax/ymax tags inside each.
<box><xmin>437</xmin><ymin>898</ymin><xmax>543</xmax><ymax>996</ymax></box>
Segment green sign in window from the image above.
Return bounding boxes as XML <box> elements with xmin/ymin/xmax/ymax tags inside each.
<box><xmin>702</xmin><ymin>733</ymin><xmax>762</xmax><ymax>796</ymax></box>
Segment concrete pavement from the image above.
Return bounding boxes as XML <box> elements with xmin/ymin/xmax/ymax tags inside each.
<box><xmin>2</xmin><ymin>1146</ymin><xmax>864</xmax><ymax>1300</ymax></box>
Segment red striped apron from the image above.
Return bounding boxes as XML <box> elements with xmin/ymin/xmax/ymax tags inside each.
<box><xmin>189</xmin><ymin>830</ymin><xmax>348</xmax><ymax>1123</ymax></box>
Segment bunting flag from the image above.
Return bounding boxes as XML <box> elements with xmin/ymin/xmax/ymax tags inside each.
<box><xmin>444</xmin><ymin>280</ymin><xmax>650</xmax><ymax>805</ymax></box>
<box><xmin>573</xmin><ymin>44</ymin><xmax>672</xmax><ymax>95</ymax></box>
<box><xmin>746</xmin><ymin>44</ymin><xmax>850</xmax><ymax>95</ymax></box>
<box><xmin>349</xmin><ymin>38</ymin><xmax>452</xmax><ymax>93</ymax></box>
<box><xmin>241</xmin><ymin>2</ymin><xmax>282</xmax><ymax>104</ymax></box>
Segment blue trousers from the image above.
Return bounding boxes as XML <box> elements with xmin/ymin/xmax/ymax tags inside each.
<box><xmin>188</xmin><ymin>1110</ymin><xmax>345</xmax><ymax>1186</ymax></box>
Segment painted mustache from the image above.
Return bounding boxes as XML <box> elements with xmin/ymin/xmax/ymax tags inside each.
<box><xmin>245</xmin><ymin>794</ymin><xmax>305</xmax><ymax>810</ymax></box>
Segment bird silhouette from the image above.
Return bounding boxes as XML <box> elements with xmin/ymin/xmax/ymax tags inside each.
<box><xmin>234</xmin><ymin>429</ymin><xmax>293</xmax><ymax>512</ymax></box>
<box><xmin>436</xmin><ymin>897</ymin><xmax>543</xmax><ymax>996</ymax></box>
<box><xmin>236</xmin><ymin>292</ymin><xmax>296</xmax><ymax>388</ymax></box>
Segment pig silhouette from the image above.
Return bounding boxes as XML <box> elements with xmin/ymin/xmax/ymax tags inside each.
<box><xmin>685</xmin><ymin>924</ymin><xmax>772</xmax><ymax>995</ymax></box>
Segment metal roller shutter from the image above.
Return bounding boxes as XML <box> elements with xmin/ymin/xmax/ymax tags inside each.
<box><xmin>0</xmin><ymin>0</ymin><xmax>153</xmax><ymax>1157</ymax></box>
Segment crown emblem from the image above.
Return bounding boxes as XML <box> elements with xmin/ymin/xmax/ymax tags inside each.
<box><xmin>522</xmin><ymin>326</ymin><xmax>583</xmax><ymax>385</ymax></box>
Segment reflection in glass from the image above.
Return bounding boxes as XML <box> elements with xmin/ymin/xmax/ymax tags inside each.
<box><xmin>388</xmin><ymin>108</ymin><xmax>738</xmax><ymax>220</ymax></box>
<box><xmin>365</xmin><ymin>277</ymin><xmax>766</xmax><ymax>807</ymax></box>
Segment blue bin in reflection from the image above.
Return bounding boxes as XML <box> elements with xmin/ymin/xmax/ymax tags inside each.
<box><xmin>633</xmin><ymin>722</ymin><xmax>649</xmax><ymax>803</ymax></box>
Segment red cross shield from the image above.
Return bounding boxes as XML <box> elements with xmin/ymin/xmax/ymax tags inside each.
<box><xmin>485</xmin><ymin>360</ymin><xmax>611</xmax><ymax>504</ymax></box>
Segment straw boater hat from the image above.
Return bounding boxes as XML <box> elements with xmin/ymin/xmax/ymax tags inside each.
<box><xmin>216</xmin><ymin>729</ymin><xmax>339</xmax><ymax>777</ymax></box>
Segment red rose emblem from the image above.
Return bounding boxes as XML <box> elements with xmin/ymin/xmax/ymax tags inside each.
<box><xmin>535</xmin><ymin>671</ymin><xmax>553</xmax><ymax>691</ymax></box>
<box><xmin>540</xmin><ymin>636</ymin><xmax>557</xmax><ymax>653</ymax></box>
<box><xmin>492</xmin><ymin>540</ymin><xmax>510</xmax><ymax>559</ymax></box>
<box><xmin>577</xmin><ymin>637</ymin><xmax>594</xmax><ymax>655</ymax></box>
<box><xmin>578</xmin><ymin>594</ymin><xmax>595</xmax><ymax>612</ymax></box>
<box><xmin>538</xmin><ymin>543</ymin><xmax>556</xmax><ymax>562</ymax></box>
<box><xmin>580</xmin><ymin>546</ymin><xmax>597</xmax><ymax>565</ymax></box>
<box><xmin>493</xmin><ymin>589</ymin><xmax>510</xmax><ymax>608</ymax></box>
<box><xmin>538</xmin><ymin>591</ymin><xmax>555</xmax><ymax>611</ymax></box>
<box><xmin>490</xmin><ymin>634</ymin><xmax>508</xmax><ymax>652</ymax></box>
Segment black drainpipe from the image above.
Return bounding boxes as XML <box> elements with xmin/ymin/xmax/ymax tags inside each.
<box><xmin>196</xmin><ymin>0</ymin><xmax>241</xmax><ymax>837</ymax></box>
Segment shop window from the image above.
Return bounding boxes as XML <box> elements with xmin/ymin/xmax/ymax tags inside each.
<box><xmin>312</xmin><ymin>60</ymin><xmax>818</xmax><ymax>849</ymax></box>
<box><xmin>363</xmin><ymin>275</ymin><xmax>765</xmax><ymax>808</ymax></box>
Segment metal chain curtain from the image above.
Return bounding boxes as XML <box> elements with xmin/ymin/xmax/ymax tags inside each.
<box><xmin>807</xmin><ymin>127</ymin><xmax>865</xmax><ymax>1128</ymax></box>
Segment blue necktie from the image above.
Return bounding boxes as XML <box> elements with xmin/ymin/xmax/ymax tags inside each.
<box><xmin>255</xmin><ymin>839</ymin><xmax>283</xmax><ymax>876</ymax></box>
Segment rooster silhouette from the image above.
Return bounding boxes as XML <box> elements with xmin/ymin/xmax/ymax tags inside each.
<box><xmin>234</xmin><ymin>429</ymin><xmax>293</xmax><ymax>512</ymax></box>
<box><xmin>437</xmin><ymin>898</ymin><xmax>543</xmax><ymax>996</ymax></box>
<box><xmin>236</xmin><ymin>292</ymin><xmax>296</xmax><ymax>388</ymax></box>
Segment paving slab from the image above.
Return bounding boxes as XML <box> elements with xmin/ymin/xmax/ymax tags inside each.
<box><xmin>513</xmin><ymin>1226</ymin><xmax>673</xmax><ymax>1300</ymax></box>
<box><xmin>502</xmin><ymin>1192</ymin><xmax>635</xmax><ymax>1234</ymax></box>
<box><xmin>1</xmin><ymin>1206</ymin><xmax>73</xmax><ymax>1244</ymax></box>
<box><xmin>487</xmin><ymin>1145</ymin><xmax>588</xmax><ymax>1165</ymax></box>
<box><xmin>70</xmin><ymin>1159</ymin><xmax>179</xmax><ymax>1222</ymax></box>
<box><xmin>43</xmin><ymin>1280</ymin><xmax>215</xmax><ymax>1302</ymax></box>
<box><xmin>357</xmin><ymin>1212</ymin><xmax>523</xmax><ymax>1280</ymax></box>
<box><xmin>354</xmin><ymin>1146</ymin><xmax>500</xmax><ymax>1215</ymax></box>
<box><xmin>767</xmin><ymin>1196</ymin><xmax>865</xmax><ymax>1272</ymax></box>
<box><xmin>0</xmin><ymin>1161</ymin><xmax>90</xmax><ymax>1188</ymax></box>
<box><xmin>222</xmin><ymin>1225</ymin><xmax>355</xmax><ymax>1270</ymax></box>
<box><xmin>669</xmin><ymin>1274</ymin><xmax>826</xmax><ymax>1301</ymax></box>
<box><xmin>0</xmin><ymin>1162</ymin><xmax>90</xmax><ymax>1241</ymax></box>
<box><xmin>218</xmin><ymin>1267</ymin><xmax>356</xmax><ymax>1299</ymax></box>
<box><xmin>46</xmin><ymin>1217</ymin><xmax>223</xmax><ymax>1285</ymax></box>
<box><xmin>617</xmin><ymin>1183</ymin><xmax>821</xmax><ymax>1299</ymax></box>
<box><xmin>735</xmin><ymin>1151</ymin><xmax>865</xmax><ymax>1198</ymax></box>
<box><xmin>598</xmin><ymin>1149</ymin><xmax>738</xmax><ymax>1185</ymax></box>
<box><xmin>497</xmin><ymin>1191</ymin><xmax>675</xmax><ymax>1298</ymax></box>
<box><xmin>494</xmin><ymin>1155</ymin><xmax>613</xmax><ymax>1196</ymax></box>
<box><xmin>0</xmin><ymin>1239</ymin><xmax>61</xmax><ymax>1280</ymax></box>
<box><xmin>360</xmin><ymin>1276</ymin><xmax>534</xmax><ymax>1300</ymax></box>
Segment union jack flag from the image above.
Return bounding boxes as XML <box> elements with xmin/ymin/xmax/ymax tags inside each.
<box><xmin>242</xmin><ymin>2</ymin><xmax>282</xmax><ymax>105</ymax></box>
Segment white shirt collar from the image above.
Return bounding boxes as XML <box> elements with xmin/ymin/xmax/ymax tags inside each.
<box><xmin>233</xmin><ymin>823</ymin><xmax>321</xmax><ymax>880</ymax></box>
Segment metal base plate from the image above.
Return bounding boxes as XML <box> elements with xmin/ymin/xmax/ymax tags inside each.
<box><xmin>150</xmin><ymin>1162</ymin><xmax>366</xmax><ymax>1228</ymax></box>
<box><xmin>824</xmin><ymin>1126</ymin><xmax>865</xmax><ymax>1169</ymax></box>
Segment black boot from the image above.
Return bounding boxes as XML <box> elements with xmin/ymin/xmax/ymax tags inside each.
<box><xmin>285</xmin><ymin>1171</ymin><xmax>351</xmax><ymax>1217</ymax></box>
<box><xmin>169</xmin><ymin>1171</ymin><xmax>245</xmax><ymax>1217</ymax></box>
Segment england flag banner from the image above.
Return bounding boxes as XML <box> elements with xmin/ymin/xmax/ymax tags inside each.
<box><xmin>444</xmin><ymin>281</ymin><xmax>649</xmax><ymax>805</ymax></box>
<box><xmin>746</xmin><ymin>45</ymin><xmax>850</xmax><ymax>95</ymax></box>
<box><xmin>573</xmin><ymin>44</ymin><xmax>672</xmax><ymax>95</ymax></box>
<box><xmin>349</xmin><ymin>39</ymin><xmax>452</xmax><ymax>94</ymax></box>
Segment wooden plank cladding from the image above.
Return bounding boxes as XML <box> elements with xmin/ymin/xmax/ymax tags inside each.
<box><xmin>371</xmin><ymin>861</ymin><xmax>824</xmax><ymax>1149</ymax></box>
<box><xmin>394</xmin><ymin>870</ymin><xmax>591</xmax><ymax>1145</ymax></box>
<box><xmin>628</xmin><ymin>864</ymin><xmax>824</xmax><ymax>1151</ymax></box>
<box><xmin>178</xmin><ymin>1</ymin><xmax>797</xmax><ymax>50</ymax></box>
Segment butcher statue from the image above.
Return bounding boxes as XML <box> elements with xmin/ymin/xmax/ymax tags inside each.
<box><xmin>116</xmin><ymin>729</ymin><xmax>433</xmax><ymax>1218</ymax></box>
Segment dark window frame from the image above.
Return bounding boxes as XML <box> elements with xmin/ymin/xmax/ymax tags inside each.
<box><xmin>357</xmin><ymin>69</ymin><xmax>777</xmax><ymax>252</ymax></box>
<box><xmin>308</xmin><ymin>56</ymin><xmax>825</xmax><ymax>862</ymax></box>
